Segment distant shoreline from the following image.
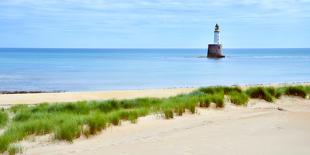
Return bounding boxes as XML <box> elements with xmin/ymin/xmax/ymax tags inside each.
<box><xmin>0</xmin><ymin>90</ymin><xmax>64</xmax><ymax>94</ymax></box>
<box><xmin>1</xmin><ymin>81</ymin><xmax>309</xmax><ymax>94</ymax></box>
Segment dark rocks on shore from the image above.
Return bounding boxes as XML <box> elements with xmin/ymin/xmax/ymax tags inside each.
<box><xmin>0</xmin><ymin>90</ymin><xmax>64</xmax><ymax>94</ymax></box>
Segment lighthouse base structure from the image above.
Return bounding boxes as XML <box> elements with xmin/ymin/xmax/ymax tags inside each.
<box><xmin>207</xmin><ymin>44</ymin><xmax>225</xmax><ymax>58</ymax></box>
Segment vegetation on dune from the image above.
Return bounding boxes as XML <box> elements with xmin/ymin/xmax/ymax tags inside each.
<box><xmin>0</xmin><ymin>110</ymin><xmax>8</xmax><ymax>128</ymax></box>
<box><xmin>245</xmin><ymin>85</ymin><xmax>309</xmax><ymax>102</ymax></box>
<box><xmin>54</xmin><ymin>118</ymin><xmax>82</xmax><ymax>142</ymax></box>
<box><xmin>228</xmin><ymin>91</ymin><xmax>249</xmax><ymax>105</ymax></box>
<box><xmin>283</xmin><ymin>86</ymin><xmax>307</xmax><ymax>98</ymax></box>
<box><xmin>305</xmin><ymin>86</ymin><xmax>310</xmax><ymax>94</ymax></box>
<box><xmin>198</xmin><ymin>86</ymin><xmax>242</xmax><ymax>95</ymax></box>
<box><xmin>7</xmin><ymin>145</ymin><xmax>22</xmax><ymax>155</ymax></box>
<box><xmin>0</xmin><ymin>85</ymin><xmax>309</xmax><ymax>154</ymax></box>
<box><xmin>245</xmin><ymin>87</ymin><xmax>275</xmax><ymax>102</ymax></box>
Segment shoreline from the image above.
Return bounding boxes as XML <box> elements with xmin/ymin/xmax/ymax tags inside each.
<box><xmin>0</xmin><ymin>82</ymin><xmax>309</xmax><ymax>106</ymax></box>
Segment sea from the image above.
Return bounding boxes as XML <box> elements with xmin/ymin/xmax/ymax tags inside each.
<box><xmin>0</xmin><ymin>48</ymin><xmax>309</xmax><ymax>92</ymax></box>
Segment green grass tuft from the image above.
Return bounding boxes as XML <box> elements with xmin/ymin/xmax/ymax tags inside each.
<box><xmin>10</xmin><ymin>104</ymin><xmax>28</xmax><ymax>113</ymax></box>
<box><xmin>54</xmin><ymin>119</ymin><xmax>82</xmax><ymax>142</ymax></box>
<box><xmin>0</xmin><ymin>110</ymin><xmax>8</xmax><ymax>128</ymax></box>
<box><xmin>305</xmin><ymin>85</ymin><xmax>310</xmax><ymax>94</ymax></box>
<box><xmin>211</xmin><ymin>93</ymin><xmax>225</xmax><ymax>108</ymax></box>
<box><xmin>163</xmin><ymin>109</ymin><xmax>174</xmax><ymax>119</ymax></box>
<box><xmin>7</xmin><ymin>145</ymin><xmax>22</xmax><ymax>155</ymax></box>
<box><xmin>108</xmin><ymin>111</ymin><xmax>121</xmax><ymax>126</ymax></box>
<box><xmin>284</xmin><ymin>86</ymin><xmax>307</xmax><ymax>98</ymax></box>
<box><xmin>197</xmin><ymin>94</ymin><xmax>210</xmax><ymax>107</ymax></box>
<box><xmin>246</xmin><ymin>87</ymin><xmax>274</xmax><ymax>102</ymax></box>
<box><xmin>85</xmin><ymin>113</ymin><xmax>107</xmax><ymax>135</ymax></box>
<box><xmin>0</xmin><ymin>135</ymin><xmax>10</xmax><ymax>153</ymax></box>
<box><xmin>229</xmin><ymin>91</ymin><xmax>249</xmax><ymax>106</ymax></box>
<box><xmin>199</xmin><ymin>86</ymin><xmax>241</xmax><ymax>95</ymax></box>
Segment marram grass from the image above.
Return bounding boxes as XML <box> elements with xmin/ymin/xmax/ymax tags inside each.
<box><xmin>228</xmin><ymin>91</ymin><xmax>249</xmax><ymax>106</ymax></box>
<box><xmin>0</xmin><ymin>85</ymin><xmax>309</xmax><ymax>153</ymax></box>
<box><xmin>0</xmin><ymin>110</ymin><xmax>8</xmax><ymax>128</ymax></box>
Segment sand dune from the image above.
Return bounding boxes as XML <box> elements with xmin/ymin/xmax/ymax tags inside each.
<box><xmin>20</xmin><ymin>96</ymin><xmax>310</xmax><ymax>155</ymax></box>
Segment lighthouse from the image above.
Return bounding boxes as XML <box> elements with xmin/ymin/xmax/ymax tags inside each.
<box><xmin>207</xmin><ymin>24</ymin><xmax>225</xmax><ymax>58</ymax></box>
<box><xmin>214</xmin><ymin>24</ymin><xmax>220</xmax><ymax>44</ymax></box>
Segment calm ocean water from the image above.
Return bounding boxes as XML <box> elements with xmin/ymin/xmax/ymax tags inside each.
<box><xmin>0</xmin><ymin>48</ymin><xmax>309</xmax><ymax>91</ymax></box>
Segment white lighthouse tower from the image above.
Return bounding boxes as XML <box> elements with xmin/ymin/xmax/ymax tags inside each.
<box><xmin>214</xmin><ymin>24</ymin><xmax>220</xmax><ymax>44</ymax></box>
<box><xmin>207</xmin><ymin>24</ymin><xmax>225</xmax><ymax>58</ymax></box>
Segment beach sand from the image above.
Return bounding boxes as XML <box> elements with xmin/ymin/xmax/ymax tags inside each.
<box><xmin>1</xmin><ymin>84</ymin><xmax>310</xmax><ymax>154</ymax></box>
<box><xmin>1</xmin><ymin>82</ymin><xmax>308</xmax><ymax>106</ymax></box>
<box><xmin>18</xmin><ymin>98</ymin><xmax>310</xmax><ymax>155</ymax></box>
<box><xmin>0</xmin><ymin>88</ymin><xmax>196</xmax><ymax>106</ymax></box>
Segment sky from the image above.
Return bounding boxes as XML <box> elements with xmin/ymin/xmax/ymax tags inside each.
<box><xmin>0</xmin><ymin>0</ymin><xmax>310</xmax><ymax>48</ymax></box>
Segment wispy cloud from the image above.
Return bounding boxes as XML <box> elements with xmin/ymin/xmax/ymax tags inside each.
<box><xmin>0</xmin><ymin>0</ymin><xmax>309</xmax><ymax>48</ymax></box>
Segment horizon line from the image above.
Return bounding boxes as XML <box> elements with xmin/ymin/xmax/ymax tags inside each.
<box><xmin>0</xmin><ymin>47</ymin><xmax>309</xmax><ymax>50</ymax></box>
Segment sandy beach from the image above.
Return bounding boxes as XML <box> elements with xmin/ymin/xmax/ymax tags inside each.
<box><xmin>0</xmin><ymin>82</ymin><xmax>308</xmax><ymax>106</ymax></box>
<box><xmin>0</xmin><ymin>84</ymin><xmax>307</xmax><ymax>155</ymax></box>
<box><xmin>18</xmin><ymin>96</ymin><xmax>310</xmax><ymax>155</ymax></box>
<box><xmin>0</xmin><ymin>88</ymin><xmax>196</xmax><ymax>106</ymax></box>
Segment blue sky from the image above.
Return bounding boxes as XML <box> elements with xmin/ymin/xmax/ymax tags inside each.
<box><xmin>0</xmin><ymin>0</ymin><xmax>309</xmax><ymax>48</ymax></box>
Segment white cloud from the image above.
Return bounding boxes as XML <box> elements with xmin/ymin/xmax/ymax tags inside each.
<box><xmin>0</xmin><ymin>0</ymin><xmax>309</xmax><ymax>32</ymax></box>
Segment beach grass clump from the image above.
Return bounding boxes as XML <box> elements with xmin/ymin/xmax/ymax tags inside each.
<box><xmin>54</xmin><ymin>118</ymin><xmax>82</xmax><ymax>142</ymax></box>
<box><xmin>0</xmin><ymin>118</ymin><xmax>54</xmax><ymax>152</ymax></box>
<box><xmin>228</xmin><ymin>91</ymin><xmax>249</xmax><ymax>106</ymax></box>
<box><xmin>85</xmin><ymin>113</ymin><xmax>107</xmax><ymax>135</ymax></box>
<box><xmin>107</xmin><ymin>111</ymin><xmax>122</xmax><ymax>126</ymax></box>
<box><xmin>13</xmin><ymin>111</ymin><xmax>31</xmax><ymax>122</ymax></box>
<box><xmin>283</xmin><ymin>86</ymin><xmax>307</xmax><ymax>98</ymax></box>
<box><xmin>7</xmin><ymin>145</ymin><xmax>22</xmax><ymax>155</ymax></box>
<box><xmin>198</xmin><ymin>87</ymin><xmax>223</xmax><ymax>94</ymax></box>
<box><xmin>128</xmin><ymin>111</ymin><xmax>139</xmax><ymax>123</ymax></box>
<box><xmin>265</xmin><ymin>87</ymin><xmax>284</xmax><ymax>99</ymax></box>
<box><xmin>199</xmin><ymin>86</ymin><xmax>241</xmax><ymax>95</ymax></box>
<box><xmin>163</xmin><ymin>109</ymin><xmax>174</xmax><ymax>119</ymax></box>
<box><xmin>10</xmin><ymin>104</ymin><xmax>29</xmax><ymax>113</ymax></box>
<box><xmin>265</xmin><ymin>87</ymin><xmax>276</xmax><ymax>96</ymax></box>
<box><xmin>211</xmin><ymin>93</ymin><xmax>225</xmax><ymax>108</ymax></box>
<box><xmin>222</xmin><ymin>86</ymin><xmax>242</xmax><ymax>94</ymax></box>
<box><xmin>305</xmin><ymin>85</ymin><xmax>310</xmax><ymax>94</ymax></box>
<box><xmin>195</xmin><ymin>88</ymin><xmax>225</xmax><ymax>107</ymax></box>
<box><xmin>46</xmin><ymin>101</ymin><xmax>91</xmax><ymax>114</ymax></box>
<box><xmin>198</xmin><ymin>95</ymin><xmax>211</xmax><ymax>108</ymax></box>
<box><xmin>0</xmin><ymin>135</ymin><xmax>11</xmax><ymax>153</ymax></box>
<box><xmin>274</xmin><ymin>88</ymin><xmax>285</xmax><ymax>98</ymax></box>
<box><xmin>174</xmin><ymin>103</ymin><xmax>186</xmax><ymax>116</ymax></box>
<box><xmin>13</xmin><ymin>110</ymin><xmax>55</xmax><ymax>123</ymax></box>
<box><xmin>160</xmin><ymin>96</ymin><xmax>192</xmax><ymax>118</ymax></box>
<box><xmin>94</xmin><ymin>100</ymin><xmax>120</xmax><ymax>113</ymax></box>
<box><xmin>184</xmin><ymin>97</ymin><xmax>198</xmax><ymax>113</ymax></box>
<box><xmin>0</xmin><ymin>110</ymin><xmax>8</xmax><ymax>128</ymax></box>
<box><xmin>246</xmin><ymin>87</ymin><xmax>274</xmax><ymax>102</ymax></box>
<box><xmin>160</xmin><ymin>100</ymin><xmax>175</xmax><ymax>119</ymax></box>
